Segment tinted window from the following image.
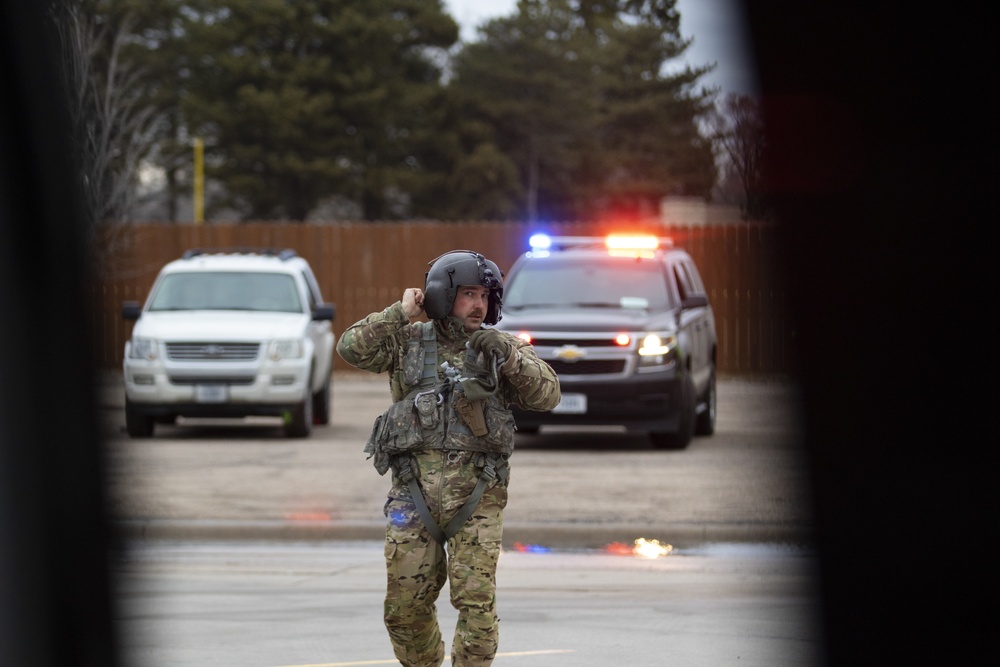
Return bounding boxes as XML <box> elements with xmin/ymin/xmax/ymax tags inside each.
<box><xmin>301</xmin><ymin>269</ymin><xmax>322</xmax><ymax>309</ymax></box>
<box><xmin>674</xmin><ymin>266</ymin><xmax>691</xmax><ymax>300</ymax></box>
<box><xmin>148</xmin><ymin>272</ymin><xmax>303</xmax><ymax>313</ymax></box>
<box><xmin>681</xmin><ymin>259</ymin><xmax>706</xmax><ymax>295</ymax></box>
<box><xmin>673</xmin><ymin>259</ymin><xmax>706</xmax><ymax>301</ymax></box>
<box><xmin>505</xmin><ymin>256</ymin><xmax>672</xmax><ymax>310</ymax></box>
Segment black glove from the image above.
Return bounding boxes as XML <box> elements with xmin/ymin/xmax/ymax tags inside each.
<box><xmin>469</xmin><ymin>329</ymin><xmax>512</xmax><ymax>360</ymax></box>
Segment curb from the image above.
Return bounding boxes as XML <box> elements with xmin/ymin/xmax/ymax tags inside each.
<box><xmin>115</xmin><ymin>519</ymin><xmax>814</xmax><ymax>549</ymax></box>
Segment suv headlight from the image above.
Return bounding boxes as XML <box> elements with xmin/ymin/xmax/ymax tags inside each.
<box><xmin>127</xmin><ymin>337</ymin><xmax>159</xmax><ymax>361</ymax></box>
<box><xmin>637</xmin><ymin>333</ymin><xmax>678</xmax><ymax>367</ymax></box>
<box><xmin>268</xmin><ymin>339</ymin><xmax>304</xmax><ymax>361</ymax></box>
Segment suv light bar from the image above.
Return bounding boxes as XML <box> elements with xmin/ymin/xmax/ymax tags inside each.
<box><xmin>182</xmin><ymin>248</ymin><xmax>298</xmax><ymax>261</ymax></box>
<box><xmin>528</xmin><ymin>234</ymin><xmax>673</xmax><ymax>253</ymax></box>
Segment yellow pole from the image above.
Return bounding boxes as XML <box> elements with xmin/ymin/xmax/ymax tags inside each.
<box><xmin>193</xmin><ymin>137</ymin><xmax>204</xmax><ymax>224</ymax></box>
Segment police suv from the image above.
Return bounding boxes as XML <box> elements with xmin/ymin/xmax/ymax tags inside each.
<box><xmin>496</xmin><ymin>234</ymin><xmax>716</xmax><ymax>449</ymax></box>
<box><xmin>120</xmin><ymin>249</ymin><xmax>336</xmax><ymax>438</ymax></box>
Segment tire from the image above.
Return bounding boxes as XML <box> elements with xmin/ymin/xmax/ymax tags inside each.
<box><xmin>312</xmin><ymin>374</ymin><xmax>331</xmax><ymax>425</ymax></box>
<box><xmin>695</xmin><ymin>369</ymin><xmax>717</xmax><ymax>436</ymax></box>
<box><xmin>125</xmin><ymin>398</ymin><xmax>155</xmax><ymax>438</ymax></box>
<box><xmin>284</xmin><ymin>391</ymin><xmax>313</xmax><ymax>438</ymax></box>
<box><xmin>650</xmin><ymin>375</ymin><xmax>696</xmax><ymax>450</ymax></box>
<box><xmin>649</xmin><ymin>425</ymin><xmax>692</xmax><ymax>450</ymax></box>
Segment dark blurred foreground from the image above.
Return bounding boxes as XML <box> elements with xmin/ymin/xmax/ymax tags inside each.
<box><xmin>1</xmin><ymin>4</ymin><xmax>119</xmax><ymax>666</ymax></box>
<box><xmin>1</xmin><ymin>2</ymin><xmax>993</xmax><ymax>666</ymax></box>
<box><xmin>742</xmin><ymin>1</ymin><xmax>993</xmax><ymax>664</ymax></box>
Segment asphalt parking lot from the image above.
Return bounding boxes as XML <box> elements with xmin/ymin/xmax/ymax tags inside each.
<box><xmin>103</xmin><ymin>371</ymin><xmax>824</xmax><ymax>666</ymax></box>
<box><xmin>114</xmin><ymin>539</ymin><xmax>823</xmax><ymax>667</ymax></box>
<box><xmin>100</xmin><ymin>370</ymin><xmax>813</xmax><ymax>550</ymax></box>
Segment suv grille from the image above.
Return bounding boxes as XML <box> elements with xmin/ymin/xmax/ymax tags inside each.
<box><xmin>169</xmin><ymin>376</ymin><xmax>255</xmax><ymax>386</ymax></box>
<box><xmin>549</xmin><ymin>359</ymin><xmax>626</xmax><ymax>375</ymax></box>
<box><xmin>532</xmin><ymin>336</ymin><xmax>618</xmax><ymax>347</ymax></box>
<box><xmin>166</xmin><ymin>342</ymin><xmax>260</xmax><ymax>361</ymax></box>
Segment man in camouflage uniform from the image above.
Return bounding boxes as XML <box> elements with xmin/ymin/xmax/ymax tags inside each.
<box><xmin>337</xmin><ymin>250</ymin><xmax>560</xmax><ymax>667</ymax></box>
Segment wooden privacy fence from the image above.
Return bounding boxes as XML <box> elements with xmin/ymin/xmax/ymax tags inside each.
<box><xmin>91</xmin><ymin>220</ymin><xmax>793</xmax><ymax>375</ymax></box>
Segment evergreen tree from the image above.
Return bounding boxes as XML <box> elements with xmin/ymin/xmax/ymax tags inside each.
<box><xmin>177</xmin><ymin>0</ymin><xmax>457</xmax><ymax>220</ymax></box>
<box><xmin>449</xmin><ymin>0</ymin><xmax>598</xmax><ymax>222</ymax></box>
<box><xmin>448</xmin><ymin>0</ymin><xmax>717</xmax><ymax>222</ymax></box>
<box><xmin>109</xmin><ymin>0</ymin><xmax>202</xmax><ymax>221</ymax></box>
<box><xmin>590</xmin><ymin>4</ymin><xmax>718</xmax><ymax>217</ymax></box>
<box><xmin>60</xmin><ymin>0</ymin><xmax>716</xmax><ymax>223</ymax></box>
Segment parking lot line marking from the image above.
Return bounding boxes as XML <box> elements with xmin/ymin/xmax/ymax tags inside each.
<box><xmin>272</xmin><ymin>649</ymin><xmax>576</xmax><ymax>666</ymax></box>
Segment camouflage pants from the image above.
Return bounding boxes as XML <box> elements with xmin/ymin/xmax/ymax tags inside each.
<box><xmin>383</xmin><ymin>451</ymin><xmax>508</xmax><ymax>667</ymax></box>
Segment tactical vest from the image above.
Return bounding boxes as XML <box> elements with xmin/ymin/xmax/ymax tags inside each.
<box><xmin>364</xmin><ymin>322</ymin><xmax>514</xmax><ymax>544</ymax></box>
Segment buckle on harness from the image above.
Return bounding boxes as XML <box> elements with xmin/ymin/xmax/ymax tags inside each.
<box><xmin>413</xmin><ymin>389</ymin><xmax>443</xmax><ymax>430</ymax></box>
<box><xmin>412</xmin><ymin>389</ymin><xmax>444</xmax><ymax>406</ymax></box>
<box><xmin>446</xmin><ymin>450</ymin><xmax>462</xmax><ymax>464</ymax></box>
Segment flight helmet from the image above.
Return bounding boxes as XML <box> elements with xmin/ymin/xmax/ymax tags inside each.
<box><xmin>424</xmin><ymin>250</ymin><xmax>504</xmax><ymax>325</ymax></box>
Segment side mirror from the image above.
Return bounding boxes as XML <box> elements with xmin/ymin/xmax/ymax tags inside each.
<box><xmin>312</xmin><ymin>303</ymin><xmax>336</xmax><ymax>321</ymax></box>
<box><xmin>681</xmin><ymin>295</ymin><xmax>708</xmax><ymax>309</ymax></box>
<box><xmin>121</xmin><ymin>301</ymin><xmax>142</xmax><ymax>320</ymax></box>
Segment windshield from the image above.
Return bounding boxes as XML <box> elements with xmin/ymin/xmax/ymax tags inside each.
<box><xmin>147</xmin><ymin>272</ymin><xmax>303</xmax><ymax>313</ymax></box>
<box><xmin>504</xmin><ymin>257</ymin><xmax>672</xmax><ymax>310</ymax></box>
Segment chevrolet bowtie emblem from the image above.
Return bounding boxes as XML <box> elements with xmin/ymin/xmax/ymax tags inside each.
<box><xmin>554</xmin><ymin>345</ymin><xmax>586</xmax><ymax>362</ymax></box>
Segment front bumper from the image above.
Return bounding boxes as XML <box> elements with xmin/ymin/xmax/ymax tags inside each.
<box><xmin>513</xmin><ymin>371</ymin><xmax>684</xmax><ymax>432</ymax></box>
<box><xmin>123</xmin><ymin>358</ymin><xmax>310</xmax><ymax>418</ymax></box>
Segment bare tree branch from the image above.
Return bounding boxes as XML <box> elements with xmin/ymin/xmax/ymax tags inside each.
<box><xmin>51</xmin><ymin>4</ymin><xmax>164</xmax><ymax>275</ymax></box>
<box><xmin>710</xmin><ymin>93</ymin><xmax>768</xmax><ymax>221</ymax></box>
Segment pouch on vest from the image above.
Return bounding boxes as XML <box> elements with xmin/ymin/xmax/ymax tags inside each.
<box><xmin>365</xmin><ymin>396</ymin><xmax>428</xmax><ymax>475</ymax></box>
<box><xmin>363</xmin><ymin>413</ymin><xmax>391</xmax><ymax>475</ymax></box>
<box><xmin>413</xmin><ymin>389</ymin><xmax>441</xmax><ymax>430</ymax></box>
<box><xmin>483</xmin><ymin>400</ymin><xmax>516</xmax><ymax>448</ymax></box>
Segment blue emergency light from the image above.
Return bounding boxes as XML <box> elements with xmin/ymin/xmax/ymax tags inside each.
<box><xmin>528</xmin><ymin>233</ymin><xmax>552</xmax><ymax>251</ymax></box>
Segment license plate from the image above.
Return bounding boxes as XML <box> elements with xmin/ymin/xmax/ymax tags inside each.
<box><xmin>552</xmin><ymin>393</ymin><xmax>587</xmax><ymax>414</ymax></box>
<box><xmin>194</xmin><ymin>384</ymin><xmax>228</xmax><ymax>403</ymax></box>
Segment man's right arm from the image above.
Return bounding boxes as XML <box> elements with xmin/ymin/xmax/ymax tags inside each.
<box><xmin>335</xmin><ymin>301</ymin><xmax>411</xmax><ymax>374</ymax></box>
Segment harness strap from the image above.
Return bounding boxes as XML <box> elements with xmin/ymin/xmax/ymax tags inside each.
<box><xmin>394</xmin><ymin>454</ymin><xmax>509</xmax><ymax>546</ymax></box>
<box><xmin>441</xmin><ymin>456</ymin><xmax>509</xmax><ymax>539</ymax></box>
<box><xmin>396</xmin><ymin>457</ymin><xmax>448</xmax><ymax>545</ymax></box>
<box><xmin>420</xmin><ymin>321</ymin><xmax>438</xmax><ymax>384</ymax></box>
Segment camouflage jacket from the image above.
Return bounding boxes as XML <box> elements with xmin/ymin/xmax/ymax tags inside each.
<box><xmin>337</xmin><ymin>301</ymin><xmax>561</xmax><ymax>412</ymax></box>
<box><xmin>338</xmin><ymin>301</ymin><xmax>560</xmax><ymax>509</ymax></box>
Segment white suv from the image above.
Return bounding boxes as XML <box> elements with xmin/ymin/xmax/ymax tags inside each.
<box><xmin>121</xmin><ymin>249</ymin><xmax>336</xmax><ymax>438</ymax></box>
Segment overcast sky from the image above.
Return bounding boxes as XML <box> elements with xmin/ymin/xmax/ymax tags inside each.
<box><xmin>442</xmin><ymin>0</ymin><xmax>758</xmax><ymax>95</ymax></box>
